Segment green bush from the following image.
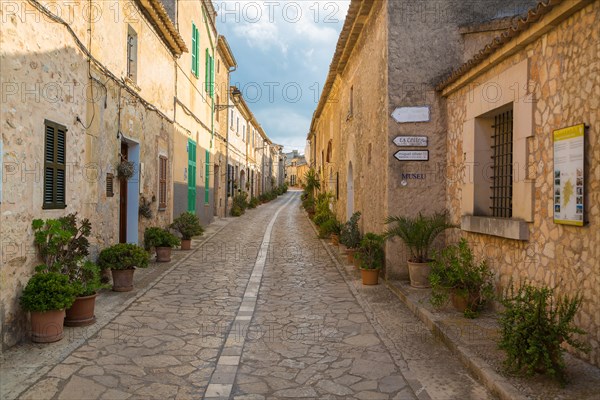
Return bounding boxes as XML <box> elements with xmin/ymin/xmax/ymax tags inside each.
<box><xmin>231</xmin><ymin>192</ymin><xmax>249</xmax><ymax>216</ymax></box>
<box><xmin>313</xmin><ymin>192</ymin><xmax>334</xmax><ymax>226</ymax></box>
<box><xmin>70</xmin><ymin>260</ymin><xmax>108</xmax><ymax>296</ymax></box>
<box><xmin>429</xmin><ymin>238</ymin><xmax>494</xmax><ymax>318</ymax></box>
<box><xmin>340</xmin><ymin>212</ymin><xmax>362</xmax><ymax>248</ymax></box>
<box><xmin>98</xmin><ymin>243</ymin><xmax>149</xmax><ymax>270</ymax></box>
<box><xmin>498</xmin><ymin>281</ymin><xmax>589</xmax><ymax>385</ymax></box>
<box><xmin>170</xmin><ymin>212</ymin><xmax>204</xmax><ymax>240</ymax></box>
<box><xmin>302</xmin><ymin>197</ymin><xmax>315</xmax><ymax>213</ymax></box>
<box><xmin>248</xmin><ymin>197</ymin><xmax>260</xmax><ymax>209</ymax></box>
<box><xmin>144</xmin><ymin>227</ymin><xmax>181</xmax><ymax>249</ymax></box>
<box><xmin>318</xmin><ymin>218</ymin><xmax>341</xmax><ymax>239</ymax></box>
<box><xmin>20</xmin><ymin>272</ymin><xmax>78</xmax><ymax>312</ymax></box>
<box><xmin>32</xmin><ymin>213</ymin><xmax>91</xmax><ymax>273</ymax></box>
<box><xmin>355</xmin><ymin>233</ymin><xmax>385</xmax><ymax>270</ymax></box>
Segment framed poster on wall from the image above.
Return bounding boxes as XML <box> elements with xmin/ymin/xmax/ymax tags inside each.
<box><xmin>553</xmin><ymin>124</ymin><xmax>585</xmax><ymax>226</ymax></box>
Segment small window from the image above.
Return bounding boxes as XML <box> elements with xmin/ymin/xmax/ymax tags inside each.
<box><xmin>348</xmin><ymin>86</ymin><xmax>354</xmax><ymax>119</ymax></box>
<box><xmin>106</xmin><ymin>173</ymin><xmax>114</xmax><ymax>197</ymax></box>
<box><xmin>43</xmin><ymin>120</ymin><xmax>67</xmax><ymax>209</ymax></box>
<box><xmin>191</xmin><ymin>22</ymin><xmax>199</xmax><ymax>76</ymax></box>
<box><xmin>491</xmin><ymin>109</ymin><xmax>513</xmax><ymax>218</ymax></box>
<box><xmin>216</xmin><ymin>95</ymin><xmax>220</xmax><ymax>122</ymax></box>
<box><xmin>368</xmin><ymin>143</ymin><xmax>372</xmax><ymax>165</ymax></box>
<box><xmin>127</xmin><ymin>26</ymin><xmax>138</xmax><ymax>82</ymax></box>
<box><xmin>159</xmin><ymin>156</ymin><xmax>168</xmax><ymax>209</ymax></box>
<box><xmin>243</xmin><ymin>125</ymin><xmax>246</xmax><ymax>142</ymax></box>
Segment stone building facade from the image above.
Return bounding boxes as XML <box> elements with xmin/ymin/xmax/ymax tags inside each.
<box><xmin>439</xmin><ymin>0</ymin><xmax>599</xmax><ymax>366</ymax></box>
<box><xmin>0</xmin><ymin>0</ymin><xmax>282</xmax><ymax>350</ymax></box>
<box><xmin>309</xmin><ymin>0</ymin><xmax>598</xmax><ymax>366</ymax></box>
<box><xmin>0</xmin><ymin>0</ymin><xmax>185</xmax><ymax>349</ymax></box>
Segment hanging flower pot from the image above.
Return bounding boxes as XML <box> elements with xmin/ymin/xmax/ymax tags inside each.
<box><xmin>117</xmin><ymin>160</ymin><xmax>135</xmax><ymax>180</ymax></box>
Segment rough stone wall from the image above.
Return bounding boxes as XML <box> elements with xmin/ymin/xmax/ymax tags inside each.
<box><xmin>0</xmin><ymin>0</ymin><xmax>174</xmax><ymax>350</ymax></box>
<box><xmin>445</xmin><ymin>2</ymin><xmax>600</xmax><ymax>366</ymax></box>
<box><xmin>385</xmin><ymin>0</ymin><xmax>539</xmax><ymax>279</ymax></box>
<box><xmin>313</xmin><ymin>0</ymin><xmax>387</xmax><ymax>240</ymax></box>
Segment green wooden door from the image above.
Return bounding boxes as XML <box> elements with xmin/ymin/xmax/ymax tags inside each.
<box><xmin>188</xmin><ymin>139</ymin><xmax>197</xmax><ymax>212</ymax></box>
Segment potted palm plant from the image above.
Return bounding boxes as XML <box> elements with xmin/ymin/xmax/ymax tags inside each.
<box><xmin>340</xmin><ymin>212</ymin><xmax>362</xmax><ymax>265</ymax></box>
<box><xmin>170</xmin><ymin>212</ymin><xmax>204</xmax><ymax>250</ymax></box>
<box><xmin>144</xmin><ymin>227</ymin><xmax>181</xmax><ymax>262</ymax></box>
<box><xmin>20</xmin><ymin>272</ymin><xmax>77</xmax><ymax>343</ymax></box>
<box><xmin>355</xmin><ymin>233</ymin><xmax>385</xmax><ymax>285</ymax></box>
<box><xmin>98</xmin><ymin>243</ymin><xmax>149</xmax><ymax>292</ymax></box>
<box><xmin>429</xmin><ymin>239</ymin><xmax>494</xmax><ymax>317</ymax></box>
<box><xmin>384</xmin><ymin>211</ymin><xmax>455</xmax><ymax>288</ymax></box>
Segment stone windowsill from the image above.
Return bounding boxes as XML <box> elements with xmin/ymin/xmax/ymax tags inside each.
<box><xmin>461</xmin><ymin>215</ymin><xmax>529</xmax><ymax>241</ymax></box>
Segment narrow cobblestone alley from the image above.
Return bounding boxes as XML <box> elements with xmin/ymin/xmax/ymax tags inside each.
<box><xmin>4</xmin><ymin>192</ymin><xmax>493</xmax><ymax>400</ymax></box>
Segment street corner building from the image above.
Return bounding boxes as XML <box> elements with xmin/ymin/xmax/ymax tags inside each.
<box><xmin>0</xmin><ymin>0</ymin><xmax>284</xmax><ymax>351</ymax></box>
<box><xmin>308</xmin><ymin>0</ymin><xmax>599</xmax><ymax>366</ymax></box>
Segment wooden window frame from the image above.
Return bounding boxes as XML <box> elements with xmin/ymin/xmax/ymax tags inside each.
<box><xmin>127</xmin><ymin>26</ymin><xmax>138</xmax><ymax>82</ymax></box>
<box><xmin>43</xmin><ymin>119</ymin><xmax>67</xmax><ymax>209</ymax></box>
<box><xmin>159</xmin><ymin>155</ymin><xmax>168</xmax><ymax>210</ymax></box>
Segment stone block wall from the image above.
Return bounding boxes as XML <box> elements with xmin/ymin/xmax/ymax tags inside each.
<box><xmin>444</xmin><ymin>2</ymin><xmax>600</xmax><ymax>366</ymax></box>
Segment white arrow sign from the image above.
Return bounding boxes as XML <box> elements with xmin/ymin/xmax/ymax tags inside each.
<box><xmin>391</xmin><ymin>106</ymin><xmax>430</xmax><ymax>123</ymax></box>
<box><xmin>393</xmin><ymin>136</ymin><xmax>428</xmax><ymax>147</ymax></box>
<box><xmin>394</xmin><ymin>150</ymin><xmax>429</xmax><ymax>161</ymax></box>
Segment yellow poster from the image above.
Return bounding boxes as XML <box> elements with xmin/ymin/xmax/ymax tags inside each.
<box><xmin>553</xmin><ymin>124</ymin><xmax>585</xmax><ymax>226</ymax></box>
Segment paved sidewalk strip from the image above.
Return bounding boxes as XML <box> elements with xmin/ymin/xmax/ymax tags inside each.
<box><xmin>204</xmin><ymin>196</ymin><xmax>295</xmax><ymax>399</ymax></box>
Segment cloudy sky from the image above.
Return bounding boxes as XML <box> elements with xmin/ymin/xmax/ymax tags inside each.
<box><xmin>215</xmin><ymin>1</ymin><xmax>350</xmax><ymax>153</ymax></box>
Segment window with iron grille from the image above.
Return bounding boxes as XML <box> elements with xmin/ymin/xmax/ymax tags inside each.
<box><xmin>159</xmin><ymin>156</ymin><xmax>168</xmax><ymax>209</ymax></box>
<box><xmin>490</xmin><ymin>109</ymin><xmax>513</xmax><ymax>218</ymax></box>
<box><xmin>43</xmin><ymin>120</ymin><xmax>67</xmax><ymax>209</ymax></box>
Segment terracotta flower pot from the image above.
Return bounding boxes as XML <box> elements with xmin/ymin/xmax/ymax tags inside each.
<box><xmin>407</xmin><ymin>261</ymin><xmax>431</xmax><ymax>288</ymax></box>
<box><xmin>30</xmin><ymin>309</ymin><xmax>65</xmax><ymax>343</ymax></box>
<box><xmin>346</xmin><ymin>249</ymin><xmax>356</xmax><ymax>265</ymax></box>
<box><xmin>353</xmin><ymin>254</ymin><xmax>361</xmax><ymax>269</ymax></box>
<box><xmin>451</xmin><ymin>291</ymin><xmax>480</xmax><ymax>313</ymax></box>
<box><xmin>111</xmin><ymin>268</ymin><xmax>135</xmax><ymax>292</ymax></box>
<box><xmin>65</xmin><ymin>293</ymin><xmax>98</xmax><ymax>327</ymax></box>
<box><xmin>330</xmin><ymin>234</ymin><xmax>339</xmax><ymax>246</ymax></box>
<box><xmin>155</xmin><ymin>246</ymin><xmax>172</xmax><ymax>262</ymax></box>
<box><xmin>361</xmin><ymin>269</ymin><xmax>380</xmax><ymax>285</ymax></box>
<box><xmin>181</xmin><ymin>239</ymin><xmax>192</xmax><ymax>250</ymax></box>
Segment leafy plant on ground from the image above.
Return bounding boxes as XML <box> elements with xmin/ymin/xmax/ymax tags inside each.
<box><xmin>429</xmin><ymin>238</ymin><xmax>494</xmax><ymax>318</ymax></box>
<box><xmin>98</xmin><ymin>243</ymin><xmax>149</xmax><ymax>270</ymax></box>
<box><xmin>318</xmin><ymin>217</ymin><xmax>341</xmax><ymax>239</ymax></box>
<box><xmin>498</xmin><ymin>281</ymin><xmax>589</xmax><ymax>385</ymax></box>
<box><xmin>340</xmin><ymin>212</ymin><xmax>362</xmax><ymax>249</ymax></box>
<box><xmin>304</xmin><ymin>168</ymin><xmax>320</xmax><ymax>200</ymax></box>
<box><xmin>355</xmin><ymin>233</ymin><xmax>385</xmax><ymax>270</ymax></box>
<box><xmin>248</xmin><ymin>197</ymin><xmax>260</xmax><ymax>209</ymax></box>
<box><xmin>231</xmin><ymin>192</ymin><xmax>249</xmax><ymax>216</ymax></box>
<box><xmin>170</xmin><ymin>212</ymin><xmax>204</xmax><ymax>240</ymax></box>
<box><xmin>70</xmin><ymin>260</ymin><xmax>109</xmax><ymax>296</ymax></box>
<box><xmin>20</xmin><ymin>272</ymin><xmax>77</xmax><ymax>312</ymax></box>
<box><xmin>144</xmin><ymin>227</ymin><xmax>181</xmax><ymax>248</ymax></box>
<box><xmin>384</xmin><ymin>212</ymin><xmax>456</xmax><ymax>262</ymax></box>
<box><xmin>313</xmin><ymin>192</ymin><xmax>335</xmax><ymax>226</ymax></box>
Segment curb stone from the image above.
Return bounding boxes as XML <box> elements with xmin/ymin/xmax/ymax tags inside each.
<box><xmin>384</xmin><ymin>281</ymin><xmax>526</xmax><ymax>400</ymax></box>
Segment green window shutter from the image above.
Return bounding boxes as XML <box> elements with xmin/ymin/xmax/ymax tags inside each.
<box><xmin>209</xmin><ymin>55</ymin><xmax>214</xmax><ymax>97</ymax></box>
<box><xmin>187</xmin><ymin>140</ymin><xmax>197</xmax><ymax>212</ymax></box>
<box><xmin>205</xmin><ymin>48</ymin><xmax>210</xmax><ymax>93</ymax></box>
<box><xmin>195</xmin><ymin>26</ymin><xmax>200</xmax><ymax>76</ymax></box>
<box><xmin>43</xmin><ymin>120</ymin><xmax>67</xmax><ymax>209</ymax></box>
<box><xmin>204</xmin><ymin>150</ymin><xmax>210</xmax><ymax>204</ymax></box>
<box><xmin>191</xmin><ymin>23</ymin><xmax>197</xmax><ymax>76</ymax></box>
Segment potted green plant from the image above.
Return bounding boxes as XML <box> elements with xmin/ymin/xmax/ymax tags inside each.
<box><xmin>355</xmin><ymin>233</ymin><xmax>385</xmax><ymax>285</ymax></box>
<box><xmin>32</xmin><ymin>214</ymin><xmax>105</xmax><ymax>327</ymax></box>
<box><xmin>429</xmin><ymin>239</ymin><xmax>494</xmax><ymax>317</ymax></box>
<box><xmin>117</xmin><ymin>160</ymin><xmax>135</xmax><ymax>180</ymax></box>
<box><xmin>170</xmin><ymin>212</ymin><xmax>204</xmax><ymax>250</ymax></box>
<box><xmin>340</xmin><ymin>212</ymin><xmax>362</xmax><ymax>265</ymax></box>
<box><xmin>144</xmin><ymin>227</ymin><xmax>181</xmax><ymax>262</ymax></box>
<box><xmin>98</xmin><ymin>243</ymin><xmax>149</xmax><ymax>291</ymax></box>
<box><xmin>20</xmin><ymin>272</ymin><xmax>77</xmax><ymax>343</ymax></box>
<box><xmin>319</xmin><ymin>218</ymin><xmax>342</xmax><ymax>245</ymax></box>
<box><xmin>384</xmin><ymin>211</ymin><xmax>455</xmax><ymax>288</ymax></box>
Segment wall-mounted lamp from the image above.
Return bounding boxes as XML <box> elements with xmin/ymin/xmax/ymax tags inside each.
<box><xmin>214</xmin><ymin>87</ymin><xmax>242</xmax><ymax>111</ymax></box>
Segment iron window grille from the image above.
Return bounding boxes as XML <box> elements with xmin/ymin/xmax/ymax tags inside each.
<box><xmin>490</xmin><ymin>109</ymin><xmax>513</xmax><ymax>218</ymax></box>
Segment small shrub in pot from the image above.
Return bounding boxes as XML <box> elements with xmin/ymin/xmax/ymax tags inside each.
<box><xmin>170</xmin><ymin>212</ymin><xmax>204</xmax><ymax>250</ymax></box>
<box><xmin>98</xmin><ymin>243</ymin><xmax>149</xmax><ymax>291</ymax></box>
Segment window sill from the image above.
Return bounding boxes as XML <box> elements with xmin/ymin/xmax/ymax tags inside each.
<box><xmin>461</xmin><ymin>215</ymin><xmax>529</xmax><ymax>241</ymax></box>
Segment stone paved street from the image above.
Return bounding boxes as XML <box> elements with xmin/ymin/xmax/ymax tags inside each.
<box><xmin>5</xmin><ymin>192</ymin><xmax>493</xmax><ymax>400</ymax></box>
